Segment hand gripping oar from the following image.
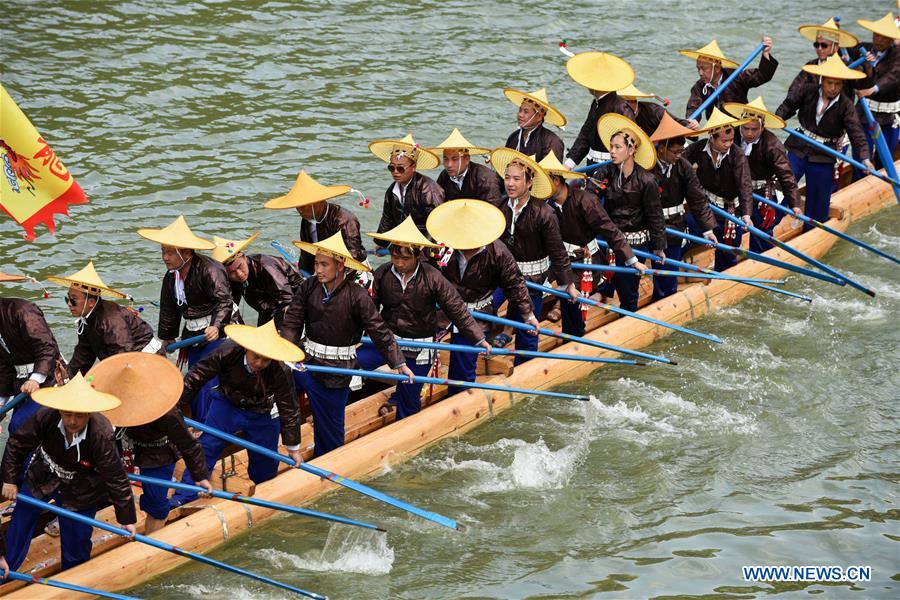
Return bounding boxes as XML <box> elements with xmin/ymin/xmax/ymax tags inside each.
<box><xmin>165</xmin><ymin>334</ymin><xmax>207</xmax><ymax>353</ymax></box>
<box><xmin>0</xmin><ymin>392</ymin><xmax>27</xmax><ymax>419</ymax></box>
<box><xmin>571</xmin><ymin>261</ymin><xmax>784</xmax><ymax>284</ymax></box>
<box><xmin>708</xmin><ymin>203</ymin><xmax>876</xmax><ymax>297</ymax></box>
<box><xmin>358</xmin><ymin>336</ymin><xmax>640</xmax><ymax>366</ymax></box>
<box><xmin>527</xmin><ymin>281</ymin><xmax>722</xmax><ymax>344</ymax></box>
<box><xmin>4</xmin><ymin>571</ymin><xmax>140</xmax><ymax>599</ymax></box>
<box><xmin>128</xmin><ymin>473</ymin><xmax>385</xmax><ymax>532</ymax></box>
<box><xmin>689</xmin><ymin>41</ymin><xmax>766</xmax><ymax>122</ymax></box>
<box><xmin>469</xmin><ymin>310</ymin><xmax>675</xmax><ymax>364</ymax></box>
<box><xmin>754</xmin><ymin>193</ymin><xmax>900</xmax><ymax>266</ymax></box>
<box><xmin>272</xmin><ymin>241</ymin><xmax>313</xmax><ymax>278</ymax></box>
<box><xmin>182</xmin><ymin>417</ymin><xmax>462</xmax><ymax>532</ymax></box>
<box><xmin>666</xmin><ymin>227</ymin><xmax>847</xmax><ymax>286</ymax></box>
<box><xmin>784</xmin><ymin>127</ymin><xmax>900</xmax><ymax>189</ymax></box>
<box><xmin>593</xmin><ymin>238</ymin><xmax>812</xmax><ymax>302</ymax></box>
<box><xmin>858</xmin><ymin>98</ymin><xmax>900</xmax><ymax>202</ymax></box>
<box><xmin>14</xmin><ymin>494</ymin><xmax>325</xmax><ymax>600</ymax></box>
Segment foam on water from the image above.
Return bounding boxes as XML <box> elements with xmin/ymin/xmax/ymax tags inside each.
<box><xmin>866</xmin><ymin>224</ymin><xmax>900</xmax><ymax>249</ymax></box>
<box><xmin>157</xmin><ymin>583</ymin><xmax>260</xmax><ymax>599</ymax></box>
<box><xmin>258</xmin><ymin>525</ymin><xmax>394</xmax><ymax>576</ymax></box>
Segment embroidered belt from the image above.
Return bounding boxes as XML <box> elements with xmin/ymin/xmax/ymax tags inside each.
<box><xmin>624</xmin><ymin>230</ymin><xmax>650</xmax><ymax>246</ymax></box>
<box><xmin>14</xmin><ymin>363</ymin><xmax>34</xmax><ymax>379</ymax></box>
<box><xmin>867</xmin><ymin>98</ymin><xmax>900</xmax><ymax>114</ymax></box>
<box><xmin>563</xmin><ymin>239</ymin><xmax>600</xmax><ymax>258</ymax></box>
<box><xmin>396</xmin><ymin>335</ymin><xmax>435</xmax><ymax>365</ymax></box>
<box><xmin>705</xmin><ymin>190</ymin><xmax>734</xmax><ymax>209</ymax></box>
<box><xmin>465</xmin><ymin>295</ymin><xmax>493</xmax><ymax>311</ymax></box>
<box><xmin>662</xmin><ymin>204</ymin><xmax>685</xmax><ymax>218</ymax></box>
<box><xmin>141</xmin><ymin>337</ymin><xmax>163</xmax><ymax>354</ymax></box>
<box><xmin>184</xmin><ymin>314</ymin><xmax>212</xmax><ymax>332</ymax></box>
<box><xmin>128</xmin><ymin>434</ymin><xmax>169</xmax><ymax>448</ymax></box>
<box><xmin>39</xmin><ymin>447</ymin><xmax>76</xmax><ymax>481</ymax></box>
<box><xmin>517</xmin><ymin>256</ymin><xmax>550</xmax><ymax>276</ymax></box>
<box><xmin>587</xmin><ymin>149</ymin><xmax>611</xmax><ymax>162</ymax></box>
<box><xmin>304</xmin><ymin>339</ymin><xmax>357</xmax><ymax>361</ymax></box>
<box><xmin>751</xmin><ymin>178</ymin><xmax>772</xmax><ymax>189</ymax></box>
<box><xmin>796</xmin><ymin>127</ymin><xmax>839</xmax><ymax>145</ymax></box>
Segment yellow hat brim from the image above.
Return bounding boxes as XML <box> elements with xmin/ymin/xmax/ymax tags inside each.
<box><xmin>537</xmin><ymin>153</ymin><xmax>585</xmax><ymax>180</ymax></box>
<box><xmin>503</xmin><ymin>89</ymin><xmax>567</xmax><ymax>127</ymax></box>
<box><xmin>797</xmin><ymin>24</ymin><xmax>859</xmax><ymax>47</ymax></box>
<box><xmin>137</xmin><ymin>217</ymin><xmax>216</xmax><ymax>251</ymax></box>
<box><xmin>596</xmin><ymin>113</ymin><xmax>658</xmax><ymax>171</ymax></box>
<box><xmin>292</xmin><ymin>240</ymin><xmax>371</xmax><ymax>272</ymax></box>
<box><xmin>426</xmin><ymin>199</ymin><xmax>506</xmax><ymax>250</ymax></box>
<box><xmin>678</xmin><ymin>49</ymin><xmax>739</xmax><ymax>70</ymax></box>
<box><xmin>489</xmin><ymin>147</ymin><xmax>554</xmax><ymax>199</ymax></box>
<box><xmin>211</xmin><ymin>232</ymin><xmax>260</xmax><ymax>264</ymax></box>
<box><xmin>224</xmin><ymin>321</ymin><xmax>306</xmax><ymax>363</ymax></box>
<box><xmin>0</xmin><ymin>272</ymin><xmax>28</xmax><ymax>282</ymax></box>
<box><xmin>264</xmin><ymin>170</ymin><xmax>352</xmax><ymax>210</ymax></box>
<box><xmin>366</xmin><ymin>216</ymin><xmax>439</xmax><ymax>248</ymax></box>
<box><xmin>858</xmin><ymin>15</ymin><xmax>900</xmax><ymax>40</ymax></box>
<box><xmin>802</xmin><ymin>61</ymin><xmax>866</xmax><ymax>80</ymax></box>
<box><xmin>723</xmin><ymin>102</ymin><xmax>786</xmax><ymax>129</ymax></box>
<box><xmin>46</xmin><ymin>262</ymin><xmax>127</xmax><ymax>299</ymax></box>
<box><xmin>368</xmin><ymin>140</ymin><xmax>440</xmax><ymax>169</ymax></box>
<box><xmin>89</xmin><ymin>353</ymin><xmax>183</xmax><ymax>427</ymax></box>
<box><xmin>32</xmin><ymin>372</ymin><xmax>121</xmax><ymax>413</ymax></box>
<box><xmin>565</xmin><ymin>52</ymin><xmax>635</xmax><ymax>92</ymax></box>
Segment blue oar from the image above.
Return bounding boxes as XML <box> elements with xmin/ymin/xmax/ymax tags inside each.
<box><xmin>15</xmin><ymin>494</ymin><xmax>324</xmax><ymax>599</ymax></box>
<box><xmin>754</xmin><ymin>193</ymin><xmax>900</xmax><ymax>266</ymax></box>
<box><xmin>528</xmin><ymin>281</ymin><xmax>722</xmax><ymax>344</ymax></box>
<box><xmin>470</xmin><ymin>310</ymin><xmax>675</xmax><ymax>364</ymax></box>
<box><xmin>0</xmin><ymin>392</ymin><xmax>27</xmax><ymax>419</ymax></box>
<box><xmin>858</xmin><ymin>98</ymin><xmax>900</xmax><ymax>202</ymax></box>
<box><xmin>359</xmin><ymin>336</ymin><xmax>639</xmax><ymax>366</ymax></box>
<box><xmin>129</xmin><ymin>473</ymin><xmax>384</xmax><ymax>532</ymax></box>
<box><xmin>571</xmin><ymin>261</ymin><xmax>784</xmax><ymax>284</ymax></box>
<box><xmin>183</xmin><ymin>417</ymin><xmax>462</xmax><ymax>532</ymax></box>
<box><xmin>594</xmin><ymin>238</ymin><xmax>812</xmax><ymax>302</ymax></box>
<box><xmin>784</xmin><ymin>127</ymin><xmax>900</xmax><ymax>188</ymax></box>
<box><xmin>666</xmin><ymin>227</ymin><xmax>846</xmax><ymax>286</ymax></box>
<box><xmin>689</xmin><ymin>41</ymin><xmax>766</xmax><ymax>122</ymax></box>
<box><xmin>165</xmin><ymin>334</ymin><xmax>207</xmax><ymax>353</ymax></box>
<box><xmin>272</xmin><ymin>241</ymin><xmax>313</xmax><ymax>278</ymax></box>
<box><xmin>4</xmin><ymin>570</ymin><xmax>139</xmax><ymax>599</ymax></box>
<box><xmin>708</xmin><ymin>203</ymin><xmax>876</xmax><ymax>297</ymax></box>
<box><xmin>574</xmin><ymin>159</ymin><xmax>611</xmax><ymax>175</ymax></box>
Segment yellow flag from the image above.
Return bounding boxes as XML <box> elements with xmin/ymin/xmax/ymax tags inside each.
<box><xmin>1</xmin><ymin>84</ymin><xmax>87</xmax><ymax>240</ymax></box>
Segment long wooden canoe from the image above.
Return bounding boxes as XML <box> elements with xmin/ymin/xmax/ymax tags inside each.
<box><xmin>1</xmin><ymin>163</ymin><xmax>896</xmax><ymax>598</ymax></box>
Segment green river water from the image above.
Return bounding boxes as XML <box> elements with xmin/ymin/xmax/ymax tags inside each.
<box><xmin>2</xmin><ymin>1</ymin><xmax>898</xmax><ymax>598</ymax></box>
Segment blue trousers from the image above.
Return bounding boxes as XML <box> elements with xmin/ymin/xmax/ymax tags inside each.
<box><xmin>789</xmin><ymin>152</ymin><xmax>836</xmax><ymax>229</ymax></box>
<box><xmin>613</xmin><ymin>244</ymin><xmax>648</xmax><ymax>311</ymax></box>
<box><xmin>686</xmin><ymin>212</ymin><xmax>744</xmax><ymax>271</ymax></box>
<box><xmin>448</xmin><ymin>332</ymin><xmax>481</xmax><ymax>396</ymax></box>
<box><xmin>492</xmin><ymin>288</ymin><xmax>543</xmax><ymax>364</ymax></box>
<box><xmin>292</xmin><ymin>370</ymin><xmax>349</xmax><ymax>458</ymax></box>
<box><xmin>187</xmin><ymin>337</ymin><xmax>223</xmax><ymax>369</ymax></box>
<box><xmin>651</xmin><ymin>240</ymin><xmax>685</xmax><ymax>300</ymax></box>
<box><xmin>357</xmin><ymin>346</ymin><xmax>432</xmax><ymax>420</ymax></box>
<box><xmin>5</xmin><ymin>487</ymin><xmax>97</xmax><ymax>571</ymax></box>
<box><xmin>9</xmin><ymin>396</ymin><xmax>41</xmax><ymax>436</ymax></box>
<box><xmin>559</xmin><ymin>292</ymin><xmax>586</xmax><ymax>336</ymax></box>
<box><xmin>189</xmin><ymin>377</ymin><xmax>220</xmax><ymax>423</ymax></box>
<box><xmin>171</xmin><ymin>389</ymin><xmax>280</xmax><ymax>506</ymax></box>
<box><xmin>138</xmin><ymin>463</ymin><xmax>177</xmax><ymax>520</ymax></box>
<box><xmin>749</xmin><ymin>195</ymin><xmax>790</xmax><ymax>253</ymax></box>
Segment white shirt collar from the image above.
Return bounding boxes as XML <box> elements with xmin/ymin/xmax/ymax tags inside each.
<box><xmin>449</xmin><ymin>168</ymin><xmax>468</xmax><ymax>188</ymax></box>
<box><xmin>704</xmin><ymin>140</ymin><xmax>727</xmax><ymax>169</ymax></box>
<box><xmin>390</xmin><ymin>262</ymin><xmax>420</xmax><ymax>292</ymax></box>
<box><xmin>392</xmin><ymin>180</ymin><xmax>410</xmax><ymax>204</ymax></box>
<box><xmin>58</xmin><ymin>418</ymin><xmax>89</xmax><ymax>450</ymax></box>
<box><xmin>815</xmin><ymin>90</ymin><xmax>839</xmax><ymax>125</ymax></box>
<box><xmin>740</xmin><ymin>136</ymin><xmax>761</xmax><ymax>156</ymax></box>
<box><xmin>457</xmin><ymin>246</ymin><xmax>486</xmax><ymax>278</ymax></box>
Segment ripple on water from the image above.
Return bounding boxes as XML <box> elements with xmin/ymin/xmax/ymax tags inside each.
<box><xmin>257</xmin><ymin>525</ymin><xmax>394</xmax><ymax>576</ymax></box>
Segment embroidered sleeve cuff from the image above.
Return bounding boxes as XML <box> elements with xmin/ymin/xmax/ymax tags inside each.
<box><xmin>284</xmin><ymin>444</ymin><xmax>301</xmax><ymax>452</ymax></box>
<box><xmin>29</xmin><ymin>372</ymin><xmax>47</xmax><ymax>384</ymax></box>
<box><xmin>873</xmin><ymin>84</ymin><xmax>880</xmax><ymax>94</ymax></box>
<box><xmin>624</xmin><ymin>256</ymin><xmax>638</xmax><ymax>266</ymax></box>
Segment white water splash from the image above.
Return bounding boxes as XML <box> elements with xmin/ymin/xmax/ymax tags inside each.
<box><xmin>258</xmin><ymin>524</ymin><xmax>394</xmax><ymax>576</ymax></box>
<box><xmin>865</xmin><ymin>224</ymin><xmax>900</xmax><ymax>249</ymax></box>
<box><xmin>158</xmin><ymin>583</ymin><xmax>260</xmax><ymax>599</ymax></box>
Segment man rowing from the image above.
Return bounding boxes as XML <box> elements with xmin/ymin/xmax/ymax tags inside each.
<box><xmin>503</xmin><ymin>87</ymin><xmax>566</xmax><ymax>161</ymax></box>
<box><xmin>432</xmin><ymin>128</ymin><xmax>502</xmax><ymax>207</ymax></box>
<box><xmin>853</xmin><ymin>12</ymin><xmax>900</xmax><ymax>165</ymax></box>
<box><xmin>788</xmin><ymin>18</ymin><xmax>858</xmax><ymax>96</ymax></box>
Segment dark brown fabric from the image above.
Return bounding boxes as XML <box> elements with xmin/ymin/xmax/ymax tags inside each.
<box><xmin>66</xmin><ymin>299</ymin><xmax>154</xmax><ymax>378</ymax></box>
<box><xmin>686</xmin><ymin>54</ymin><xmax>778</xmax><ymax>120</ymax></box>
<box><xmin>738</xmin><ymin>129</ymin><xmax>802</xmax><ymax>210</ymax></box>
<box><xmin>591</xmin><ymin>163</ymin><xmax>667</xmax><ymax>251</ymax></box>
<box><xmin>653</xmin><ymin>156</ymin><xmax>718</xmax><ymax>243</ymax></box>
<box><xmin>377</xmin><ymin>172</ymin><xmax>444</xmax><ymax>243</ymax></box>
<box><xmin>0</xmin><ymin>298</ymin><xmax>62</xmax><ymax>397</ymax></box>
<box><xmin>281</xmin><ymin>277</ymin><xmax>405</xmax><ymax>388</ymax></box>
<box><xmin>683</xmin><ymin>139</ymin><xmax>754</xmax><ymax>217</ymax></box>
<box><xmin>122</xmin><ymin>407</ymin><xmax>208</xmax><ymax>481</ymax></box>
<box><xmin>297</xmin><ymin>205</ymin><xmax>367</xmax><ymax>274</ymax></box>
<box><xmin>157</xmin><ymin>253</ymin><xmax>235</xmax><ymax>341</ymax></box>
<box><xmin>500</xmin><ymin>197</ymin><xmax>575</xmax><ymax>286</ymax></box>
<box><xmin>634</xmin><ymin>102</ymin><xmax>693</xmax><ymax>137</ymax></box>
<box><xmin>233</xmin><ymin>254</ymin><xmax>304</xmax><ymax>328</ymax></box>
<box><xmin>547</xmin><ymin>186</ymin><xmax>634</xmax><ymax>263</ymax></box>
<box><xmin>505</xmin><ymin>124</ymin><xmax>565</xmax><ymax>162</ymax></box>
<box><xmin>852</xmin><ymin>43</ymin><xmax>900</xmax><ymax>127</ymax></box>
<box><xmin>567</xmin><ymin>92</ymin><xmax>634</xmax><ymax>165</ymax></box>
<box><xmin>436</xmin><ymin>161</ymin><xmax>503</xmax><ymax>207</ymax></box>
<box><xmin>1</xmin><ymin>408</ymin><xmax>136</xmax><ymax>524</ymax></box>
<box><xmin>776</xmin><ymin>82</ymin><xmax>869</xmax><ymax>163</ymax></box>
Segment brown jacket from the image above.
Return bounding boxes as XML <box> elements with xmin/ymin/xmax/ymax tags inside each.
<box><xmin>683</xmin><ymin>139</ymin><xmax>754</xmax><ymax>217</ymax></box>
<box><xmin>547</xmin><ymin>186</ymin><xmax>634</xmax><ymax>263</ymax></box>
<box><xmin>67</xmin><ymin>299</ymin><xmax>155</xmax><ymax>378</ymax></box>
<box><xmin>567</xmin><ymin>92</ymin><xmax>633</xmax><ymax>165</ymax></box>
<box><xmin>653</xmin><ymin>157</ymin><xmax>718</xmax><ymax>244</ymax></box>
<box><xmin>377</xmin><ymin>172</ymin><xmax>444</xmax><ymax>242</ymax></box>
<box><xmin>281</xmin><ymin>277</ymin><xmax>405</xmax><ymax>388</ymax></box>
<box><xmin>179</xmin><ymin>340</ymin><xmax>301</xmax><ymax>447</ymax></box>
<box><xmin>592</xmin><ymin>163</ymin><xmax>667</xmax><ymax>252</ymax></box>
<box><xmin>737</xmin><ymin>129</ymin><xmax>801</xmax><ymax>210</ymax></box>
<box><xmin>634</xmin><ymin>102</ymin><xmax>692</xmax><ymax>137</ymax></box>
<box><xmin>158</xmin><ymin>253</ymin><xmax>235</xmax><ymax>341</ymax></box>
<box><xmin>686</xmin><ymin>54</ymin><xmax>778</xmax><ymax>120</ymax></box>
<box><xmin>1</xmin><ymin>408</ymin><xmax>137</xmax><ymax>524</ymax></box>
<box><xmin>297</xmin><ymin>204</ymin><xmax>367</xmax><ymax>274</ymax></box>
<box><xmin>500</xmin><ymin>197</ymin><xmax>576</xmax><ymax>286</ymax></box>
<box><xmin>121</xmin><ymin>407</ymin><xmax>208</xmax><ymax>481</ymax></box>
<box><xmin>853</xmin><ymin>43</ymin><xmax>900</xmax><ymax>127</ymax></box>
<box><xmin>233</xmin><ymin>254</ymin><xmax>304</xmax><ymax>328</ymax></box>
<box><xmin>0</xmin><ymin>298</ymin><xmax>62</xmax><ymax>396</ymax></box>
<box><xmin>775</xmin><ymin>83</ymin><xmax>869</xmax><ymax>163</ymax></box>
<box><xmin>437</xmin><ymin>161</ymin><xmax>502</xmax><ymax>207</ymax></box>
<box><xmin>506</xmin><ymin>124</ymin><xmax>565</xmax><ymax>162</ymax></box>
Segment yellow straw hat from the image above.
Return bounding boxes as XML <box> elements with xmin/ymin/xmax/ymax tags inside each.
<box><xmin>46</xmin><ymin>261</ymin><xmax>128</xmax><ymax>299</ymax></box>
<box><xmin>428</xmin><ymin>128</ymin><xmax>490</xmax><ymax>156</ymax></box>
<box><xmin>292</xmin><ymin>231</ymin><xmax>370</xmax><ymax>272</ymax></box>
<box><xmin>426</xmin><ymin>199</ymin><xmax>506</xmax><ymax>250</ymax></box>
<box><xmin>366</xmin><ymin>215</ymin><xmax>439</xmax><ymax>248</ymax></box>
<box><xmin>597</xmin><ymin>113</ymin><xmax>658</xmax><ymax>170</ymax></box>
<box><xmin>650</xmin><ymin>112</ymin><xmax>701</xmax><ymax>143</ymax></box>
<box><xmin>565</xmin><ymin>52</ymin><xmax>635</xmax><ymax>93</ymax></box>
<box><xmin>137</xmin><ymin>215</ymin><xmax>216</xmax><ymax>251</ymax></box>
<box><xmin>31</xmin><ymin>372</ymin><xmax>121</xmax><ymax>413</ymax></box>
<box><xmin>488</xmin><ymin>148</ymin><xmax>554</xmax><ymax>199</ymax></box>
<box><xmin>617</xmin><ymin>83</ymin><xmax>654</xmax><ymax>100</ymax></box>
<box><xmin>538</xmin><ymin>152</ymin><xmax>585</xmax><ymax>180</ymax></box>
<box><xmin>723</xmin><ymin>96</ymin><xmax>785</xmax><ymax>129</ymax></box>
<box><xmin>88</xmin><ymin>353</ymin><xmax>183</xmax><ymax>427</ymax></box>
<box><xmin>678</xmin><ymin>40</ymin><xmax>739</xmax><ymax>69</ymax></box>
<box><xmin>368</xmin><ymin>134</ymin><xmax>440</xmax><ymax>169</ymax></box>
<box><xmin>798</xmin><ymin>18</ymin><xmax>859</xmax><ymax>47</ymax></box>
<box><xmin>224</xmin><ymin>319</ymin><xmax>306</xmax><ymax>363</ymax></box>
<box><xmin>0</xmin><ymin>272</ymin><xmax>27</xmax><ymax>282</ymax></box>
<box><xmin>695</xmin><ymin>106</ymin><xmax>750</xmax><ymax>136</ymax></box>
<box><xmin>801</xmin><ymin>53</ymin><xmax>866</xmax><ymax>80</ymax></box>
<box><xmin>264</xmin><ymin>170</ymin><xmax>351</xmax><ymax>210</ymax></box>
<box><xmin>858</xmin><ymin>12</ymin><xmax>900</xmax><ymax>40</ymax></box>
<box><xmin>503</xmin><ymin>88</ymin><xmax>567</xmax><ymax>128</ymax></box>
<box><xmin>211</xmin><ymin>232</ymin><xmax>260</xmax><ymax>264</ymax></box>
